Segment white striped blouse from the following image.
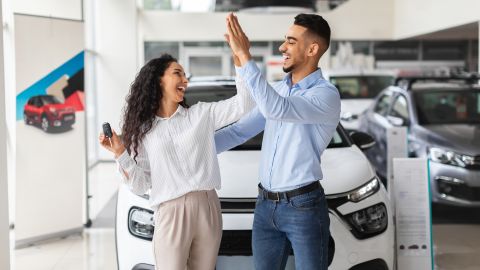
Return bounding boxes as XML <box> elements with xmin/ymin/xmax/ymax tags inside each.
<box><xmin>116</xmin><ymin>78</ymin><xmax>254</xmax><ymax>210</ymax></box>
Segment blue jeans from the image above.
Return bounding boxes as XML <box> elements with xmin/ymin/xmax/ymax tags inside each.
<box><xmin>252</xmin><ymin>186</ymin><xmax>330</xmax><ymax>270</ymax></box>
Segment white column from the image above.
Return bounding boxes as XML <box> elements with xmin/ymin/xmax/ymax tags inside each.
<box><xmin>0</xmin><ymin>0</ymin><xmax>12</xmax><ymax>268</ymax></box>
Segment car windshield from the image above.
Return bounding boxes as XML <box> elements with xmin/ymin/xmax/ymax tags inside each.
<box><xmin>414</xmin><ymin>88</ymin><xmax>480</xmax><ymax>125</ymax></box>
<box><xmin>330</xmin><ymin>75</ymin><xmax>394</xmax><ymax>99</ymax></box>
<box><xmin>185</xmin><ymin>84</ymin><xmax>348</xmax><ymax>150</ymax></box>
<box><xmin>40</xmin><ymin>95</ymin><xmax>62</xmax><ymax>105</ymax></box>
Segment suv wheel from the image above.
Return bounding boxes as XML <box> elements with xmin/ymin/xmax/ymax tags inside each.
<box><xmin>24</xmin><ymin>113</ymin><xmax>30</xmax><ymax>125</ymax></box>
<box><xmin>41</xmin><ymin>116</ymin><xmax>50</xmax><ymax>132</ymax></box>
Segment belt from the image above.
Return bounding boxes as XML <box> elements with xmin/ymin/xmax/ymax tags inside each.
<box><xmin>258</xmin><ymin>181</ymin><xmax>320</xmax><ymax>201</ymax></box>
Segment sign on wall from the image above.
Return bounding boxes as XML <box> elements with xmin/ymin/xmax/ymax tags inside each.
<box><xmin>14</xmin><ymin>15</ymin><xmax>85</xmax><ymax>246</ymax></box>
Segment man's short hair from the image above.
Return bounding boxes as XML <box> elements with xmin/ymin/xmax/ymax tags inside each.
<box><xmin>294</xmin><ymin>13</ymin><xmax>331</xmax><ymax>50</ymax></box>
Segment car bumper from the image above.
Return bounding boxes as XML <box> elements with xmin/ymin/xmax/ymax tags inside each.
<box><xmin>48</xmin><ymin>113</ymin><xmax>75</xmax><ymax>127</ymax></box>
<box><xmin>117</xmin><ymin>185</ymin><xmax>394</xmax><ymax>270</ymax></box>
<box><xmin>429</xmin><ymin>161</ymin><xmax>480</xmax><ymax>207</ymax></box>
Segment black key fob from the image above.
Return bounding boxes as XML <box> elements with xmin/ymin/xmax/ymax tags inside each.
<box><xmin>102</xmin><ymin>122</ymin><xmax>113</xmax><ymax>138</ymax></box>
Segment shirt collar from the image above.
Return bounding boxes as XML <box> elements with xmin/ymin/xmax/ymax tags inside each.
<box><xmin>156</xmin><ymin>105</ymin><xmax>186</xmax><ymax>120</ymax></box>
<box><xmin>283</xmin><ymin>68</ymin><xmax>324</xmax><ymax>89</ymax></box>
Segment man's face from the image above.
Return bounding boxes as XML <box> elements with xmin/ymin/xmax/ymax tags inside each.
<box><xmin>278</xmin><ymin>24</ymin><xmax>309</xmax><ymax>73</ymax></box>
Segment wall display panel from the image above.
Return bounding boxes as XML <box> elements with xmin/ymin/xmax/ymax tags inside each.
<box><xmin>14</xmin><ymin>15</ymin><xmax>85</xmax><ymax>246</ymax></box>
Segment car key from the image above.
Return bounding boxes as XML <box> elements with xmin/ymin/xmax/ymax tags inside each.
<box><xmin>102</xmin><ymin>122</ymin><xmax>113</xmax><ymax>147</ymax></box>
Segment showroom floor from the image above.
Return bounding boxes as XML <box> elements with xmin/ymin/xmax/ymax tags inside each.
<box><xmin>13</xmin><ymin>163</ymin><xmax>480</xmax><ymax>270</ymax></box>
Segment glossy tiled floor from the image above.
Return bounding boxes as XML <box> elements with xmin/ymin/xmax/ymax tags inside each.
<box><xmin>14</xmin><ymin>229</ymin><xmax>117</xmax><ymax>270</ymax></box>
<box><xmin>12</xmin><ymin>163</ymin><xmax>480</xmax><ymax>270</ymax></box>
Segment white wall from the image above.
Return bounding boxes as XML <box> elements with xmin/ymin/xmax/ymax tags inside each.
<box><xmin>325</xmin><ymin>0</ymin><xmax>394</xmax><ymax>40</ymax></box>
<box><xmin>394</xmin><ymin>0</ymin><xmax>480</xmax><ymax>39</ymax></box>
<box><xmin>14</xmin><ymin>0</ymin><xmax>82</xmax><ymax>21</ymax></box>
<box><xmin>142</xmin><ymin>11</ymin><xmax>292</xmax><ymax>41</ymax></box>
<box><xmin>1</xmin><ymin>0</ymin><xmax>12</xmax><ymax>268</ymax></box>
<box><xmin>87</xmin><ymin>0</ymin><xmax>138</xmax><ymax>160</ymax></box>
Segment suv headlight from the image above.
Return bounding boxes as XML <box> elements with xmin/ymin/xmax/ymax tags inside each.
<box><xmin>348</xmin><ymin>177</ymin><xmax>380</xmax><ymax>202</ymax></box>
<box><xmin>128</xmin><ymin>207</ymin><xmax>154</xmax><ymax>240</ymax></box>
<box><xmin>428</xmin><ymin>147</ymin><xmax>472</xmax><ymax>167</ymax></box>
<box><xmin>49</xmin><ymin>107</ymin><xmax>58</xmax><ymax>116</ymax></box>
<box><xmin>345</xmin><ymin>203</ymin><xmax>388</xmax><ymax>239</ymax></box>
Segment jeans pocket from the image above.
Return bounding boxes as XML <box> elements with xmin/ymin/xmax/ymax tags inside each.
<box><xmin>288</xmin><ymin>189</ymin><xmax>324</xmax><ymax>210</ymax></box>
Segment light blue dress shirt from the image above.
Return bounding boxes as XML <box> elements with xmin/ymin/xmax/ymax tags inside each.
<box><xmin>215</xmin><ymin>60</ymin><xmax>341</xmax><ymax>192</ymax></box>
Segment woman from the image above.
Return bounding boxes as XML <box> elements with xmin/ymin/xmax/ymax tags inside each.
<box><xmin>99</xmin><ymin>54</ymin><xmax>254</xmax><ymax>270</ymax></box>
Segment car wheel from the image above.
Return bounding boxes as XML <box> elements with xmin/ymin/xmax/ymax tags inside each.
<box><xmin>41</xmin><ymin>116</ymin><xmax>50</xmax><ymax>132</ymax></box>
<box><xmin>23</xmin><ymin>113</ymin><xmax>30</xmax><ymax>125</ymax></box>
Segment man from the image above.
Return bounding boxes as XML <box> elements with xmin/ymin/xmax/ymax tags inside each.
<box><xmin>216</xmin><ymin>13</ymin><xmax>341</xmax><ymax>270</ymax></box>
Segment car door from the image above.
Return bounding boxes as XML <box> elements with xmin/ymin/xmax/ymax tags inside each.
<box><xmin>387</xmin><ymin>93</ymin><xmax>419</xmax><ymax>158</ymax></box>
<box><xmin>32</xmin><ymin>97</ymin><xmax>44</xmax><ymax>123</ymax></box>
<box><xmin>24</xmin><ymin>98</ymin><xmax>35</xmax><ymax>120</ymax></box>
<box><xmin>363</xmin><ymin>91</ymin><xmax>394</xmax><ymax>178</ymax></box>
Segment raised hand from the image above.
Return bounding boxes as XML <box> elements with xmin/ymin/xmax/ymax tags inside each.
<box><xmin>99</xmin><ymin>129</ymin><xmax>126</xmax><ymax>158</ymax></box>
<box><xmin>225</xmin><ymin>13</ymin><xmax>251</xmax><ymax>65</ymax></box>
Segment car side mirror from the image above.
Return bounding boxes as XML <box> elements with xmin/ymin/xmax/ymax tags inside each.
<box><xmin>350</xmin><ymin>131</ymin><xmax>376</xmax><ymax>151</ymax></box>
<box><xmin>387</xmin><ymin>115</ymin><xmax>406</xmax><ymax>126</ymax></box>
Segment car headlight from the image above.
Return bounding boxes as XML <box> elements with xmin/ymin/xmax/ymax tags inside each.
<box><xmin>348</xmin><ymin>177</ymin><xmax>380</xmax><ymax>202</ymax></box>
<box><xmin>48</xmin><ymin>107</ymin><xmax>57</xmax><ymax>115</ymax></box>
<box><xmin>428</xmin><ymin>147</ymin><xmax>471</xmax><ymax>167</ymax></box>
<box><xmin>128</xmin><ymin>207</ymin><xmax>154</xmax><ymax>240</ymax></box>
<box><xmin>345</xmin><ymin>203</ymin><xmax>388</xmax><ymax>239</ymax></box>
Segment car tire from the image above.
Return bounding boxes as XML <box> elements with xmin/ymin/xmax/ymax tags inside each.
<box><xmin>41</xmin><ymin>115</ymin><xmax>50</xmax><ymax>132</ymax></box>
<box><xmin>24</xmin><ymin>113</ymin><xmax>30</xmax><ymax>125</ymax></box>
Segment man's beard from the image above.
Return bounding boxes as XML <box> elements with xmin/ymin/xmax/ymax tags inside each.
<box><xmin>283</xmin><ymin>64</ymin><xmax>294</xmax><ymax>73</ymax></box>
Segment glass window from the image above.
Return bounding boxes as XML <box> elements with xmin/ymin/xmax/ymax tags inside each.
<box><xmin>144</xmin><ymin>42</ymin><xmax>179</xmax><ymax>63</ymax></box>
<box><xmin>374</xmin><ymin>41</ymin><xmax>419</xmax><ymax>60</ymax></box>
<box><xmin>184</xmin><ymin>41</ymin><xmax>224</xmax><ymax>47</ymax></box>
<box><xmin>189</xmin><ymin>56</ymin><xmax>223</xmax><ymax>76</ymax></box>
<box><xmin>374</xmin><ymin>93</ymin><xmax>392</xmax><ymax>116</ymax></box>
<box><xmin>272</xmin><ymin>41</ymin><xmax>284</xmax><ymax>55</ymax></box>
<box><xmin>422</xmin><ymin>41</ymin><xmax>467</xmax><ymax>60</ymax></box>
<box><xmin>40</xmin><ymin>95</ymin><xmax>61</xmax><ymax>105</ymax></box>
<box><xmin>390</xmin><ymin>95</ymin><xmax>409</xmax><ymax>121</ymax></box>
<box><xmin>330</xmin><ymin>75</ymin><xmax>394</xmax><ymax>99</ymax></box>
<box><xmin>414</xmin><ymin>89</ymin><xmax>480</xmax><ymax>125</ymax></box>
<box><xmin>143</xmin><ymin>0</ymin><xmax>172</xmax><ymax>10</ymax></box>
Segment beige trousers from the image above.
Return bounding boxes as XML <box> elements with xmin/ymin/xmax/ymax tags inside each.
<box><xmin>153</xmin><ymin>189</ymin><xmax>222</xmax><ymax>270</ymax></box>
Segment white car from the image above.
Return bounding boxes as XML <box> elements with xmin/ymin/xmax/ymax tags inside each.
<box><xmin>115</xmin><ymin>81</ymin><xmax>394</xmax><ymax>270</ymax></box>
<box><xmin>326</xmin><ymin>70</ymin><xmax>395</xmax><ymax>130</ymax></box>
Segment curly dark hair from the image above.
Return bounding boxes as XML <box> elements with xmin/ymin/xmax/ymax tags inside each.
<box><xmin>121</xmin><ymin>54</ymin><xmax>188</xmax><ymax>162</ymax></box>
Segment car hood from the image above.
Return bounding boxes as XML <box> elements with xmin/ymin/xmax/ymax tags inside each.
<box><xmin>45</xmin><ymin>103</ymin><xmax>73</xmax><ymax>110</ymax></box>
<box><xmin>217</xmin><ymin>146</ymin><xmax>376</xmax><ymax>198</ymax></box>
<box><xmin>416</xmin><ymin>124</ymin><xmax>480</xmax><ymax>155</ymax></box>
<box><xmin>341</xmin><ymin>99</ymin><xmax>373</xmax><ymax>116</ymax></box>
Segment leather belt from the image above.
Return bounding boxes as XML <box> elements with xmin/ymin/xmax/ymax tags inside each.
<box><xmin>258</xmin><ymin>181</ymin><xmax>320</xmax><ymax>201</ymax></box>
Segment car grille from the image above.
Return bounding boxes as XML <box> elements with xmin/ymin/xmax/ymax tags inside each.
<box><xmin>220</xmin><ymin>198</ymin><xmax>256</xmax><ymax>213</ymax></box>
<box><xmin>219</xmin><ymin>230</ymin><xmax>253</xmax><ymax>255</ymax></box>
<box><xmin>219</xmin><ymin>230</ymin><xmax>335</xmax><ymax>266</ymax></box>
<box><xmin>436</xmin><ymin>180</ymin><xmax>480</xmax><ymax>201</ymax></box>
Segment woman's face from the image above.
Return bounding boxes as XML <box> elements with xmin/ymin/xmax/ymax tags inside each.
<box><xmin>160</xmin><ymin>62</ymin><xmax>188</xmax><ymax>103</ymax></box>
